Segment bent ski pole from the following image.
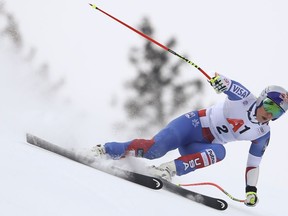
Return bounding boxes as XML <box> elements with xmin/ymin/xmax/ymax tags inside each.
<box><xmin>179</xmin><ymin>182</ymin><xmax>245</xmax><ymax>203</ymax></box>
<box><xmin>89</xmin><ymin>3</ymin><xmax>211</xmax><ymax>80</ymax></box>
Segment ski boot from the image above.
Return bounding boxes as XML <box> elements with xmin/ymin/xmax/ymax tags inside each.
<box><xmin>148</xmin><ymin>161</ymin><xmax>176</xmax><ymax>181</ymax></box>
<box><xmin>91</xmin><ymin>144</ymin><xmax>106</xmax><ymax>158</ymax></box>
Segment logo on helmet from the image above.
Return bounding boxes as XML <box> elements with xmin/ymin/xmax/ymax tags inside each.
<box><xmin>280</xmin><ymin>93</ymin><xmax>288</xmax><ymax>104</ymax></box>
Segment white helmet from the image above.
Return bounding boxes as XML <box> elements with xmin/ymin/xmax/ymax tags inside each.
<box><xmin>256</xmin><ymin>85</ymin><xmax>288</xmax><ymax>120</ymax></box>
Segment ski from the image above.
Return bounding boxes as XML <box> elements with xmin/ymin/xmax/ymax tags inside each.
<box><xmin>162</xmin><ymin>180</ymin><xmax>228</xmax><ymax>210</ymax></box>
<box><xmin>25</xmin><ymin>133</ymin><xmax>163</xmax><ymax>190</ymax></box>
<box><xmin>25</xmin><ymin>133</ymin><xmax>228</xmax><ymax>210</ymax></box>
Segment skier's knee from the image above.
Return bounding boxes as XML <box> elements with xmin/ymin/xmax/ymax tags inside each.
<box><xmin>215</xmin><ymin>145</ymin><xmax>226</xmax><ymax>161</ymax></box>
<box><xmin>126</xmin><ymin>139</ymin><xmax>155</xmax><ymax>158</ymax></box>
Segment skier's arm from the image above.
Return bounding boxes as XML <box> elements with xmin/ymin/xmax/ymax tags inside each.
<box><xmin>209</xmin><ymin>73</ymin><xmax>251</xmax><ymax>100</ymax></box>
<box><xmin>245</xmin><ymin>132</ymin><xmax>270</xmax><ymax>206</ymax></box>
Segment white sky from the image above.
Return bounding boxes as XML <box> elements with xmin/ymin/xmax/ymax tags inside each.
<box><xmin>6</xmin><ymin>0</ymin><xmax>288</xmax><ymax>97</ymax></box>
<box><xmin>5</xmin><ymin>0</ymin><xmax>288</xmax><ymax>136</ymax></box>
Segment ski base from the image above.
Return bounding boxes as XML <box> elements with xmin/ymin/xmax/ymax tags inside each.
<box><xmin>25</xmin><ymin>133</ymin><xmax>163</xmax><ymax>190</ymax></box>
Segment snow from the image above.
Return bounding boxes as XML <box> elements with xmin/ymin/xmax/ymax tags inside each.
<box><xmin>1</xmin><ymin>0</ymin><xmax>288</xmax><ymax>215</ymax></box>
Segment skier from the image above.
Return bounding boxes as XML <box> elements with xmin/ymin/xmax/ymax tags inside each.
<box><xmin>92</xmin><ymin>73</ymin><xmax>288</xmax><ymax>207</ymax></box>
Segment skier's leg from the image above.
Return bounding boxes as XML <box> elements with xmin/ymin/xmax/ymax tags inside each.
<box><xmin>104</xmin><ymin>124</ymin><xmax>183</xmax><ymax>159</ymax></box>
<box><xmin>104</xmin><ymin>139</ymin><xmax>155</xmax><ymax>159</ymax></box>
<box><xmin>149</xmin><ymin>143</ymin><xmax>225</xmax><ymax>180</ymax></box>
<box><xmin>174</xmin><ymin>143</ymin><xmax>226</xmax><ymax>175</ymax></box>
<box><xmin>104</xmin><ymin>111</ymin><xmax>202</xmax><ymax>159</ymax></box>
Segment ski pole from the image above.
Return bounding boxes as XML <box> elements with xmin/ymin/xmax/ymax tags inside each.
<box><xmin>89</xmin><ymin>3</ymin><xmax>211</xmax><ymax>80</ymax></box>
<box><xmin>179</xmin><ymin>182</ymin><xmax>245</xmax><ymax>203</ymax></box>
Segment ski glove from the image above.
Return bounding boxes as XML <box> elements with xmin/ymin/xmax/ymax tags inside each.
<box><xmin>244</xmin><ymin>192</ymin><xmax>259</xmax><ymax>207</ymax></box>
<box><xmin>209</xmin><ymin>73</ymin><xmax>231</xmax><ymax>94</ymax></box>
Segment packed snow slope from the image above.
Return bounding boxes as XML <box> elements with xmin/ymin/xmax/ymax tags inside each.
<box><xmin>1</xmin><ymin>0</ymin><xmax>288</xmax><ymax>215</ymax></box>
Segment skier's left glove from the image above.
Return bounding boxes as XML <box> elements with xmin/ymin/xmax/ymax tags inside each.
<box><xmin>244</xmin><ymin>186</ymin><xmax>259</xmax><ymax>207</ymax></box>
<box><xmin>209</xmin><ymin>73</ymin><xmax>231</xmax><ymax>94</ymax></box>
<box><xmin>244</xmin><ymin>192</ymin><xmax>259</xmax><ymax>207</ymax></box>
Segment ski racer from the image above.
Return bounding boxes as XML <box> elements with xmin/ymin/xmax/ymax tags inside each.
<box><xmin>92</xmin><ymin>73</ymin><xmax>288</xmax><ymax>207</ymax></box>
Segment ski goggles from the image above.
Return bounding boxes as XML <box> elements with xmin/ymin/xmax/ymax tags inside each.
<box><xmin>262</xmin><ymin>98</ymin><xmax>284</xmax><ymax>119</ymax></box>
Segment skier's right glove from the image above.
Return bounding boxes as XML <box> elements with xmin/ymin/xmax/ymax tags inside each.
<box><xmin>209</xmin><ymin>73</ymin><xmax>231</xmax><ymax>94</ymax></box>
<box><xmin>244</xmin><ymin>191</ymin><xmax>259</xmax><ymax>207</ymax></box>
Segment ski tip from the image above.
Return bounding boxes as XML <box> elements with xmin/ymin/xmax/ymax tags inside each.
<box><xmin>26</xmin><ymin>133</ymin><xmax>33</xmax><ymax>142</ymax></box>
